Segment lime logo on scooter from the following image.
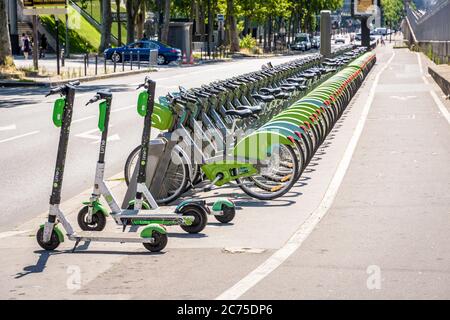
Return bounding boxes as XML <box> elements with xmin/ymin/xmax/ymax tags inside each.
<box><xmin>52</xmin><ymin>98</ymin><xmax>65</xmax><ymax>127</ymax></box>
<box><xmin>137</xmin><ymin>91</ymin><xmax>148</xmax><ymax>117</ymax></box>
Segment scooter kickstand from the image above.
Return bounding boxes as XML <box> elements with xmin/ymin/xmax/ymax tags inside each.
<box><xmin>72</xmin><ymin>239</ymin><xmax>81</xmax><ymax>253</ymax></box>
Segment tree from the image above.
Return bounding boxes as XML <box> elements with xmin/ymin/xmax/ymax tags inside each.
<box><xmin>226</xmin><ymin>0</ymin><xmax>239</xmax><ymax>51</ymax></box>
<box><xmin>161</xmin><ymin>0</ymin><xmax>171</xmax><ymax>43</ymax></box>
<box><xmin>0</xmin><ymin>0</ymin><xmax>13</xmax><ymax>67</ymax></box>
<box><xmin>100</xmin><ymin>0</ymin><xmax>112</xmax><ymax>52</ymax></box>
<box><xmin>116</xmin><ymin>0</ymin><xmax>122</xmax><ymax>46</ymax></box>
<box><xmin>381</xmin><ymin>0</ymin><xmax>404</xmax><ymax>28</ymax></box>
<box><xmin>126</xmin><ymin>0</ymin><xmax>143</xmax><ymax>44</ymax></box>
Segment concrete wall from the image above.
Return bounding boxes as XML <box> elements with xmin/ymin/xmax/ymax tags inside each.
<box><xmin>403</xmin><ymin>1</ymin><xmax>450</xmax><ymax>64</ymax></box>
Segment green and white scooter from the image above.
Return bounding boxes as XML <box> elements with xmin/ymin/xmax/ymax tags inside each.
<box><xmin>77</xmin><ymin>78</ymin><xmax>211</xmax><ymax>234</ymax></box>
<box><xmin>36</xmin><ymin>81</ymin><xmax>168</xmax><ymax>252</ymax></box>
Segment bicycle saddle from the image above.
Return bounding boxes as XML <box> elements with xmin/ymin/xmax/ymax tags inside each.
<box><xmin>236</xmin><ymin>104</ymin><xmax>263</xmax><ymax>114</ymax></box>
<box><xmin>251</xmin><ymin>93</ymin><xmax>275</xmax><ymax>103</ymax></box>
<box><xmin>260</xmin><ymin>87</ymin><xmax>281</xmax><ymax>95</ymax></box>
<box><xmin>224</xmin><ymin>108</ymin><xmax>254</xmax><ymax>119</ymax></box>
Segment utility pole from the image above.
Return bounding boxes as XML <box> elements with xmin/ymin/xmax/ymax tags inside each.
<box><xmin>55</xmin><ymin>16</ymin><xmax>60</xmax><ymax>75</ymax></box>
<box><xmin>65</xmin><ymin>8</ymin><xmax>69</xmax><ymax>57</ymax></box>
<box><xmin>207</xmin><ymin>0</ymin><xmax>212</xmax><ymax>57</ymax></box>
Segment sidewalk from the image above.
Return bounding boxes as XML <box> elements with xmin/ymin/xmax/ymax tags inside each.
<box><xmin>239</xmin><ymin>44</ymin><xmax>450</xmax><ymax>299</ymax></box>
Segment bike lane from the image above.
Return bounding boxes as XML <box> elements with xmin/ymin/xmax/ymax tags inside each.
<box><xmin>231</xmin><ymin>46</ymin><xmax>450</xmax><ymax>299</ymax></box>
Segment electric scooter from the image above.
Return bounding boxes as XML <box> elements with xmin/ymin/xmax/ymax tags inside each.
<box><xmin>36</xmin><ymin>81</ymin><xmax>168</xmax><ymax>252</ymax></box>
<box><xmin>77</xmin><ymin>78</ymin><xmax>210</xmax><ymax>234</ymax></box>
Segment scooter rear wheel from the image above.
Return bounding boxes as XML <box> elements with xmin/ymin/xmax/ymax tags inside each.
<box><xmin>214</xmin><ymin>205</ymin><xmax>235</xmax><ymax>223</ymax></box>
<box><xmin>36</xmin><ymin>227</ymin><xmax>60</xmax><ymax>251</ymax></box>
<box><xmin>143</xmin><ymin>231</ymin><xmax>168</xmax><ymax>252</ymax></box>
<box><xmin>180</xmin><ymin>206</ymin><xmax>207</xmax><ymax>234</ymax></box>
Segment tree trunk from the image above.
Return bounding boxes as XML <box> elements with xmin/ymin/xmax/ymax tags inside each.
<box><xmin>136</xmin><ymin>0</ymin><xmax>145</xmax><ymax>39</ymax></box>
<box><xmin>161</xmin><ymin>0</ymin><xmax>171</xmax><ymax>43</ymax></box>
<box><xmin>226</xmin><ymin>0</ymin><xmax>239</xmax><ymax>52</ymax></box>
<box><xmin>126</xmin><ymin>0</ymin><xmax>135</xmax><ymax>44</ymax></box>
<box><xmin>126</xmin><ymin>0</ymin><xmax>142</xmax><ymax>44</ymax></box>
<box><xmin>198</xmin><ymin>0</ymin><xmax>205</xmax><ymax>41</ymax></box>
<box><xmin>116</xmin><ymin>0</ymin><xmax>122</xmax><ymax>46</ymax></box>
<box><xmin>100</xmin><ymin>0</ymin><xmax>112</xmax><ymax>52</ymax></box>
<box><xmin>243</xmin><ymin>16</ymin><xmax>249</xmax><ymax>36</ymax></box>
<box><xmin>0</xmin><ymin>0</ymin><xmax>13</xmax><ymax>66</ymax></box>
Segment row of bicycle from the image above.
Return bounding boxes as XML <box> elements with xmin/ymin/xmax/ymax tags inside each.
<box><xmin>37</xmin><ymin>47</ymin><xmax>376</xmax><ymax>252</ymax></box>
<box><xmin>122</xmin><ymin>47</ymin><xmax>373</xmax><ymax>204</ymax></box>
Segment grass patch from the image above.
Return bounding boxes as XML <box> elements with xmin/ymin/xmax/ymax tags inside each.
<box><xmin>74</xmin><ymin>0</ymin><xmax>128</xmax><ymax>45</ymax></box>
<box><xmin>40</xmin><ymin>6</ymin><xmax>101</xmax><ymax>53</ymax></box>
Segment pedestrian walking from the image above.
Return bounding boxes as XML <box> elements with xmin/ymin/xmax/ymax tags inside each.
<box><xmin>381</xmin><ymin>36</ymin><xmax>385</xmax><ymax>46</ymax></box>
<box><xmin>40</xmin><ymin>34</ymin><xmax>48</xmax><ymax>59</ymax></box>
<box><xmin>21</xmin><ymin>33</ymin><xmax>31</xmax><ymax>60</ymax></box>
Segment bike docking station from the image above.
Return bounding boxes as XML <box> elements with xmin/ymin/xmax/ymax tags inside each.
<box><xmin>121</xmin><ymin>83</ymin><xmax>237</xmax><ymax>224</ymax></box>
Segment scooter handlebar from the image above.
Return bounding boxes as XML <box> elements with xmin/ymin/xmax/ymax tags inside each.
<box><xmin>85</xmin><ymin>94</ymin><xmax>100</xmax><ymax>106</ymax></box>
<box><xmin>45</xmin><ymin>80</ymin><xmax>80</xmax><ymax>97</ymax></box>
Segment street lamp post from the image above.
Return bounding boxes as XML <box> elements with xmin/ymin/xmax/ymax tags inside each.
<box><xmin>55</xmin><ymin>16</ymin><xmax>60</xmax><ymax>75</ymax></box>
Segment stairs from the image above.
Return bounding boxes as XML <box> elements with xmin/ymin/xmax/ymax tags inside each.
<box><xmin>17</xmin><ymin>22</ymin><xmax>33</xmax><ymax>37</ymax></box>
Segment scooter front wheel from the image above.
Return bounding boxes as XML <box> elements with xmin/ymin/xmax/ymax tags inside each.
<box><xmin>180</xmin><ymin>206</ymin><xmax>208</xmax><ymax>234</ymax></box>
<box><xmin>36</xmin><ymin>227</ymin><xmax>60</xmax><ymax>251</ymax></box>
<box><xmin>143</xmin><ymin>231</ymin><xmax>168</xmax><ymax>252</ymax></box>
<box><xmin>77</xmin><ymin>206</ymin><xmax>107</xmax><ymax>231</ymax></box>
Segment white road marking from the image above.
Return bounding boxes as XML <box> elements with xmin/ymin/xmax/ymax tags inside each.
<box><xmin>0</xmin><ymin>229</ymin><xmax>32</xmax><ymax>239</ymax></box>
<box><xmin>216</xmin><ymin>51</ymin><xmax>397</xmax><ymax>300</ymax></box>
<box><xmin>0</xmin><ymin>130</ymin><xmax>40</xmax><ymax>144</ymax></box>
<box><xmin>390</xmin><ymin>95</ymin><xmax>417</xmax><ymax>101</ymax></box>
<box><xmin>75</xmin><ymin>126</ymin><xmax>120</xmax><ymax>144</ymax></box>
<box><xmin>111</xmin><ymin>104</ymin><xmax>134</xmax><ymax>113</ymax></box>
<box><xmin>93</xmin><ymin>134</ymin><xmax>120</xmax><ymax>144</ymax></box>
<box><xmin>72</xmin><ymin>115</ymin><xmax>96</xmax><ymax>123</ymax></box>
<box><xmin>0</xmin><ymin>124</ymin><xmax>16</xmax><ymax>131</ymax></box>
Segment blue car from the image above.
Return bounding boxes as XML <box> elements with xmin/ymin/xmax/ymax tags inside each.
<box><xmin>104</xmin><ymin>40</ymin><xmax>182</xmax><ymax>65</ymax></box>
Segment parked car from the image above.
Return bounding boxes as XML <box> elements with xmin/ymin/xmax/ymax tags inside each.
<box><xmin>104</xmin><ymin>40</ymin><xmax>181</xmax><ymax>65</ymax></box>
<box><xmin>311</xmin><ymin>36</ymin><xmax>320</xmax><ymax>49</ymax></box>
<box><xmin>355</xmin><ymin>33</ymin><xmax>376</xmax><ymax>43</ymax></box>
<box><xmin>334</xmin><ymin>36</ymin><xmax>345</xmax><ymax>44</ymax></box>
<box><xmin>290</xmin><ymin>33</ymin><xmax>312</xmax><ymax>51</ymax></box>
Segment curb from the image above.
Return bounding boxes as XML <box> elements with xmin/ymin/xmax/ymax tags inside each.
<box><xmin>428</xmin><ymin>65</ymin><xmax>450</xmax><ymax>97</ymax></box>
<box><xmin>0</xmin><ymin>68</ymin><xmax>156</xmax><ymax>88</ymax></box>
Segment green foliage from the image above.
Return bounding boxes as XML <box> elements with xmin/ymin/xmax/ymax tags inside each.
<box><xmin>40</xmin><ymin>6</ymin><xmax>100</xmax><ymax>53</ymax></box>
<box><xmin>381</xmin><ymin>0</ymin><xmax>405</xmax><ymax>28</ymax></box>
<box><xmin>73</xmin><ymin>0</ymin><xmax>127</xmax><ymax>44</ymax></box>
<box><xmin>239</xmin><ymin>34</ymin><xmax>257</xmax><ymax>49</ymax></box>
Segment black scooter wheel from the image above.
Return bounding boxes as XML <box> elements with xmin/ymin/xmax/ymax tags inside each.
<box><xmin>214</xmin><ymin>206</ymin><xmax>235</xmax><ymax>224</ymax></box>
<box><xmin>36</xmin><ymin>227</ymin><xmax>60</xmax><ymax>251</ymax></box>
<box><xmin>180</xmin><ymin>206</ymin><xmax>207</xmax><ymax>234</ymax></box>
<box><xmin>143</xmin><ymin>231</ymin><xmax>168</xmax><ymax>252</ymax></box>
<box><xmin>77</xmin><ymin>206</ymin><xmax>107</xmax><ymax>231</ymax></box>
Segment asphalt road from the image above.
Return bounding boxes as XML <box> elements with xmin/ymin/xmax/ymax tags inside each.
<box><xmin>0</xmin><ymin>43</ymin><xmax>449</xmax><ymax>299</ymax></box>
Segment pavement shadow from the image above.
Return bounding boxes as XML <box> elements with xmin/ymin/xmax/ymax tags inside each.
<box><xmin>0</xmin><ymin>84</ymin><xmax>134</xmax><ymax>109</ymax></box>
<box><xmin>15</xmin><ymin>250</ymin><xmax>60</xmax><ymax>278</ymax></box>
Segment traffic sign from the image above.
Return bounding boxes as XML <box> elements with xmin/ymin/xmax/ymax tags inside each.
<box><xmin>23</xmin><ymin>0</ymin><xmax>67</xmax><ymax>6</ymax></box>
<box><xmin>352</xmin><ymin>0</ymin><xmax>378</xmax><ymax>17</ymax></box>
<box><xmin>23</xmin><ymin>7</ymin><xmax>68</xmax><ymax>15</ymax></box>
<box><xmin>217</xmin><ymin>14</ymin><xmax>224</xmax><ymax>22</ymax></box>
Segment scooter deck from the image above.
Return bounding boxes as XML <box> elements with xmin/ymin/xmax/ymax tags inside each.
<box><xmin>118</xmin><ymin>209</ymin><xmax>191</xmax><ymax>220</ymax></box>
<box><xmin>69</xmin><ymin>232</ymin><xmax>154</xmax><ymax>244</ymax></box>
